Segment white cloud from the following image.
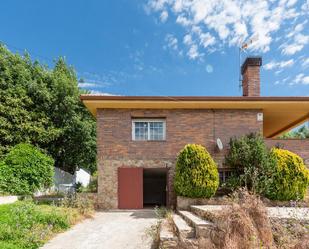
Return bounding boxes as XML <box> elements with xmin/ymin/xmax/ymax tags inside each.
<box><xmin>290</xmin><ymin>73</ymin><xmax>309</xmax><ymax>85</ymax></box>
<box><xmin>264</xmin><ymin>59</ymin><xmax>294</xmax><ymax>70</ymax></box>
<box><xmin>281</xmin><ymin>33</ymin><xmax>309</xmax><ymax>55</ymax></box>
<box><xmin>286</xmin><ymin>20</ymin><xmax>307</xmax><ymax>38</ymax></box>
<box><xmin>78</xmin><ymin>82</ymin><xmax>98</xmax><ymax>88</ymax></box>
<box><xmin>302</xmin><ymin>57</ymin><xmax>309</xmax><ymax>68</ymax></box>
<box><xmin>176</xmin><ymin>15</ymin><xmax>191</xmax><ymax>26</ymax></box>
<box><xmin>164</xmin><ymin>34</ymin><xmax>179</xmax><ymax>50</ymax></box>
<box><xmin>147</xmin><ymin>0</ymin><xmax>308</xmax><ymax>59</ymax></box>
<box><xmin>200</xmin><ymin>32</ymin><xmax>215</xmax><ymax>48</ymax></box>
<box><xmin>281</xmin><ymin>44</ymin><xmax>303</xmax><ymax>55</ymax></box>
<box><xmin>89</xmin><ymin>90</ymin><xmax>121</xmax><ymax>96</ymax></box>
<box><xmin>187</xmin><ymin>44</ymin><xmax>200</xmax><ymax>59</ymax></box>
<box><xmin>301</xmin><ymin>0</ymin><xmax>309</xmax><ymax>12</ymax></box>
<box><xmin>183</xmin><ymin>34</ymin><xmax>193</xmax><ymax>45</ymax></box>
<box><xmin>286</xmin><ymin>0</ymin><xmax>297</xmax><ymax>8</ymax></box>
<box><xmin>160</xmin><ymin>10</ymin><xmax>169</xmax><ymax>22</ymax></box>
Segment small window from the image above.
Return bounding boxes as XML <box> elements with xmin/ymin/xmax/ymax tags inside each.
<box><xmin>219</xmin><ymin>169</ymin><xmax>234</xmax><ymax>183</ymax></box>
<box><xmin>132</xmin><ymin>119</ymin><xmax>166</xmax><ymax>141</ymax></box>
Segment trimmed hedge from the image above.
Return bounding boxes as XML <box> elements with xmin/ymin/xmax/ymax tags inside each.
<box><xmin>265</xmin><ymin>148</ymin><xmax>309</xmax><ymax>201</ymax></box>
<box><xmin>0</xmin><ymin>143</ymin><xmax>54</xmax><ymax>195</ymax></box>
<box><xmin>174</xmin><ymin>144</ymin><xmax>219</xmax><ymax>198</ymax></box>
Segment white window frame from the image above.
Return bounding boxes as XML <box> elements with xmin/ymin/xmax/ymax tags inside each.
<box><xmin>132</xmin><ymin>119</ymin><xmax>166</xmax><ymax>141</ymax></box>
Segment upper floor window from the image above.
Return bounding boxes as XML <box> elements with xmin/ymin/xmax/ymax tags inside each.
<box><xmin>132</xmin><ymin>119</ymin><xmax>166</xmax><ymax>141</ymax></box>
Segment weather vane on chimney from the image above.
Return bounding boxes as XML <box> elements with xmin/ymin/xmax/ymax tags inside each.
<box><xmin>239</xmin><ymin>35</ymin><xmax>259</xmax><ymax>90</ymax></box>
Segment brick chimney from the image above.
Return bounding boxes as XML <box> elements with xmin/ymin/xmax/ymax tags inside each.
<box><xmin>241</xmin><ymin>57</ymin><xmax>262</xmax><ymax>97</ymax></box>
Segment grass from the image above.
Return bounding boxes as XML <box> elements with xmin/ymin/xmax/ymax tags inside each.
<box><xmin>0</xmin><ymin>201</ymin><xmax>89</xmax><ymax>249</ymax></box>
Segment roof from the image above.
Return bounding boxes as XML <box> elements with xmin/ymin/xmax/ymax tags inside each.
<box><xmin>80</xmin><ymin>95</ymin><xmax>309</xmax><ymax>138</ymax></box>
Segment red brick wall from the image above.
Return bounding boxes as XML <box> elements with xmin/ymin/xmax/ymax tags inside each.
<box><xmin>97</xmin><ymin>109</ymin><xmax>263</xmax><ymax>165</ymax></box>
<box><xmin>242</xmin><ymin>65</ymin><xmax>260</xmax><ymax>97</ymax></box>
<box><xmin>265</xmin><ymin>139</ymin><xmax>309</xmax><ymax>166</ymax></box>
<box><xmin>96</xmin><ymin>109</ymin><xmax>309</xmax><ymax>208</ymax></box>
<box><xmin>96</xmin><ymin>108</ymin><xmax>263</xmax><ymax>208</ymax></box>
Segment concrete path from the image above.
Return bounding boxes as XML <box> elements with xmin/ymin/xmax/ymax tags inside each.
<box><xmin>41</xmin><ymin>210</ymin><xmax>158</xmax><ymax>249</ymax></box>
<box><xmin>0</xmin><ymin>196</ymin><xmax>18</xmax><ymax>205</ymax></box>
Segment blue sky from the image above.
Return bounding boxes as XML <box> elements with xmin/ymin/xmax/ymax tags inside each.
<box><xmin>0</xmin><ymin>0</ymin><xmax>308</xmax><ymax>96</ymax></box>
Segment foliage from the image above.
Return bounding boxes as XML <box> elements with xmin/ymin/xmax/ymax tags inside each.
<box><xmin>61</xmin><ymin>194</ymin><xmax>94</xmax><ymax>216</ymax></box>
<box><xmin>224</xmin><ymin>133</ymin><xmax>275</xmax><ymax>194</ymax></box>
<box><xmin>88</xmin><ymin>171</ymin><xmax>98</xmax><ymax>193</ymax></box>
<box><xmin>75</xmin><ymin>171</ymin><xmax>97</xmax><ymax>193</ymax></box>
<box><xmin>264</xmin><ymin>148</ymin><xmax>309</xmax><ymax>201</ymax></box>
<box><xmin>0</xmin><ymin>45</ymin><xmax>96</xmax><ymax>173</ymax></box>
<box><xmin>174</xmin><ymin>144</ymin><xmax>219</xmax><ymax>198</ymax></box>
<box><xmin>0</xmin><ymin>143</ymin><xmax>54</xmax><ymax>195</ymax></box>
<box><xmin>280</xmin><ymin>125</ymin><xmax>309</xmax><ymax>139</ymax></box>
<box><xmin>75</xmin><ymin>182</ymin><xmax>83</xmax><ymax>193</ymax></box>
<box><xmin>154</xmin><ymin>206</ymin><xmax>172</xmax><ymax>219</ymax></box>
<box><xmin>0</xmin><ymin>201</ymin><xmax>85</xmax><ymax>249</ymax></box>
<box><xmin>225</xmin><ymin>133</ymin><xmax>309</xmax><ymax>201</ymax></box>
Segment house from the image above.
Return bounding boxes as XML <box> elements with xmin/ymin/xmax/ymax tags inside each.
<box><xmin>80</xmin><ymin>57</ymin><xmax>309</xmax><ymax>210</ymax></box>
<box><xmin>53</xmin><ymin>167</ymin><xmax>91</xmax><ymax>193</ymax></box>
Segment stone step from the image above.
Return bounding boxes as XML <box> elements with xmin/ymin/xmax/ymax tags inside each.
<box><xmin>172</xmin><ymin>214</ymin><xmax>194</xmax><ymax>239</ymax></box>
<box><xmin>159</xmin><ymin>219</ymin><xmax>178</xmax><ymax>249</ymax></box>
<box><xmin>190</xmin><ymin>205</ymin><xmax>228</xmax><ymax>222</ymax></box>
<box><xmin>178</xmin><ymin>210</ymin><xmax>214</xmax><ymax>238</ymax></box>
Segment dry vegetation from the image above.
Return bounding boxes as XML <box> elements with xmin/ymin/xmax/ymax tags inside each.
<box><xmin>174</xmin><ymin>190</ymin><xmax>309</xmax><ymax>249</ymax></box>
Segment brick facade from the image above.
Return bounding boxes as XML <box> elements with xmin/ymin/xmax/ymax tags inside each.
<box><xmin>97</xmin><ymin>108</ymin><xmax>263</xmax><ymax>209</ymax></box>
<box><xmin>241</xmin><ymin>57</ymin><xmax>262</xmax><ymax>97</ymax></box>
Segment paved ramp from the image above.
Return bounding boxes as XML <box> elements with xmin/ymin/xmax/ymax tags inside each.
<box><xmin>41</xmin><ymin>210</ymin><xmax>158</xmax><ymax>249</ymax></box>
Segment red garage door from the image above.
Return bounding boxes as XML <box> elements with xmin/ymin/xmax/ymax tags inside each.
<box><xmin>118</xmin><ymin>167</ymin><xmax>143</xmax><ymax>209</ymax></box>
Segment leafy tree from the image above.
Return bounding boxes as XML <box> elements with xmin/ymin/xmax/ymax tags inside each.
<box><xmin>224</xmin><ymin>133</ymin><xmax>276</xmax><ymax>194</ymax></box>
<box><xmin>0</xmin><ymin>45</ymin><xmax>96</xmax><ymax>173</ymax></box>
<box><xmin>280</xmin><ymin>124</ymin><xmax>309</xmax><ymax>139</ymax></box>
<box><xmin>0</xmin><ymin>143</ymin><xmax>54</xmax><ymax>195</ymax></box>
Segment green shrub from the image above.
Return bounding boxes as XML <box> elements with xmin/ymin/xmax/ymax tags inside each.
<box><xmin>0</xmin><ymin>143</ymin><xmax>54</xmax><ymax>195</ymax></box>
<box><xmin>0</xmin><ymin>201</ymin><xmax>76</xmax><ymax>249</ymax></box>
<box><xmin>265</xmin><ymin>148</ymin><xmax>309</xmax><ymax>201</ymax></box>
<box><xmin>224</xmin><ymin>133</ymin><xmax>275</xmax><ymax>194</ymax></box>
<box><xmin>61</xmin><ymin>194</ymin><xmax>94</xmax><ymax>215</ymax></box>
<box><xmin>174</xmin><ymin>144</ymin><xmax>219</xmax><ymax>198</ymax></box>
<box><xmin>88</xmin><ymin>171</ymin><xmax>98</xmax><ymax>193</ymax></box>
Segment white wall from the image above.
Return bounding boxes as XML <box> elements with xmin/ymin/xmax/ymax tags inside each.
<box><xmin>54</xmin><ymin>167</ymin><xmax>74</xmax><ymax>186</ymax></box>
<box><xmin>74</xmin><ymin>168</ymin><xmax>91</xmax><ymax>187</ymax></box>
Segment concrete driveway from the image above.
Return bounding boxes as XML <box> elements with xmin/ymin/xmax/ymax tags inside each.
<box><xmin>41</xmin><ymin>210</ymin><xmax>158</xmax><ymax>249</ymax></box>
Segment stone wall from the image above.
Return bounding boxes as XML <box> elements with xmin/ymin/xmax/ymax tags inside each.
<box><xmin>97</xmin><ymin>108</ymin><xmax>263</xmax><ymax>209</ymax></box>
<box><xmin>98</xmin><ymin>159</ymin><xmax>175</xmax><ymax>209</ymax></box>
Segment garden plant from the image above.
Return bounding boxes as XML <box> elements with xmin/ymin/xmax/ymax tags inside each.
<box><xmin>174</xmin><ymin>144</ymin><xmax>219</xmax><ymax>198</ymax></box>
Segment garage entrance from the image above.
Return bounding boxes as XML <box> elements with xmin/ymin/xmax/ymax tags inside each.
<box><xmin>143</xmin><ymin>168</ymin><xmax>167</xmax><ymax>207</ymax></box>
<box><xmin>118</xmin><ymin>168</ymin><xmax>143</xmax><ymax>209</ymax></box>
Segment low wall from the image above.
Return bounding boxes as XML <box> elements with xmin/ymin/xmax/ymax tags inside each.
<box><xmin>0</xmin><ymin>196</ymin><xmax>18</xmax><ymax>205</ymax></box>
<box><xmin>265</xmin><ymin>139</ymin><xmax>309</xmax><ymax>166</ymax></box>
<box><xmin>177</xmin><ymin>196</ymin><xmax>230</xmax><ymax>210</ymax></box>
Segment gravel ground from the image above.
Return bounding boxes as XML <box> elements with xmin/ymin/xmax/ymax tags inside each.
<box><xmin>267</xmin><ymin>207</ymin><xmax>309</xmax><ymax>220</ymax></box>
<box><xmin>41</xmin><ymin>210</ymin><xmax>158</xmax><ymax>249</ymax></box>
